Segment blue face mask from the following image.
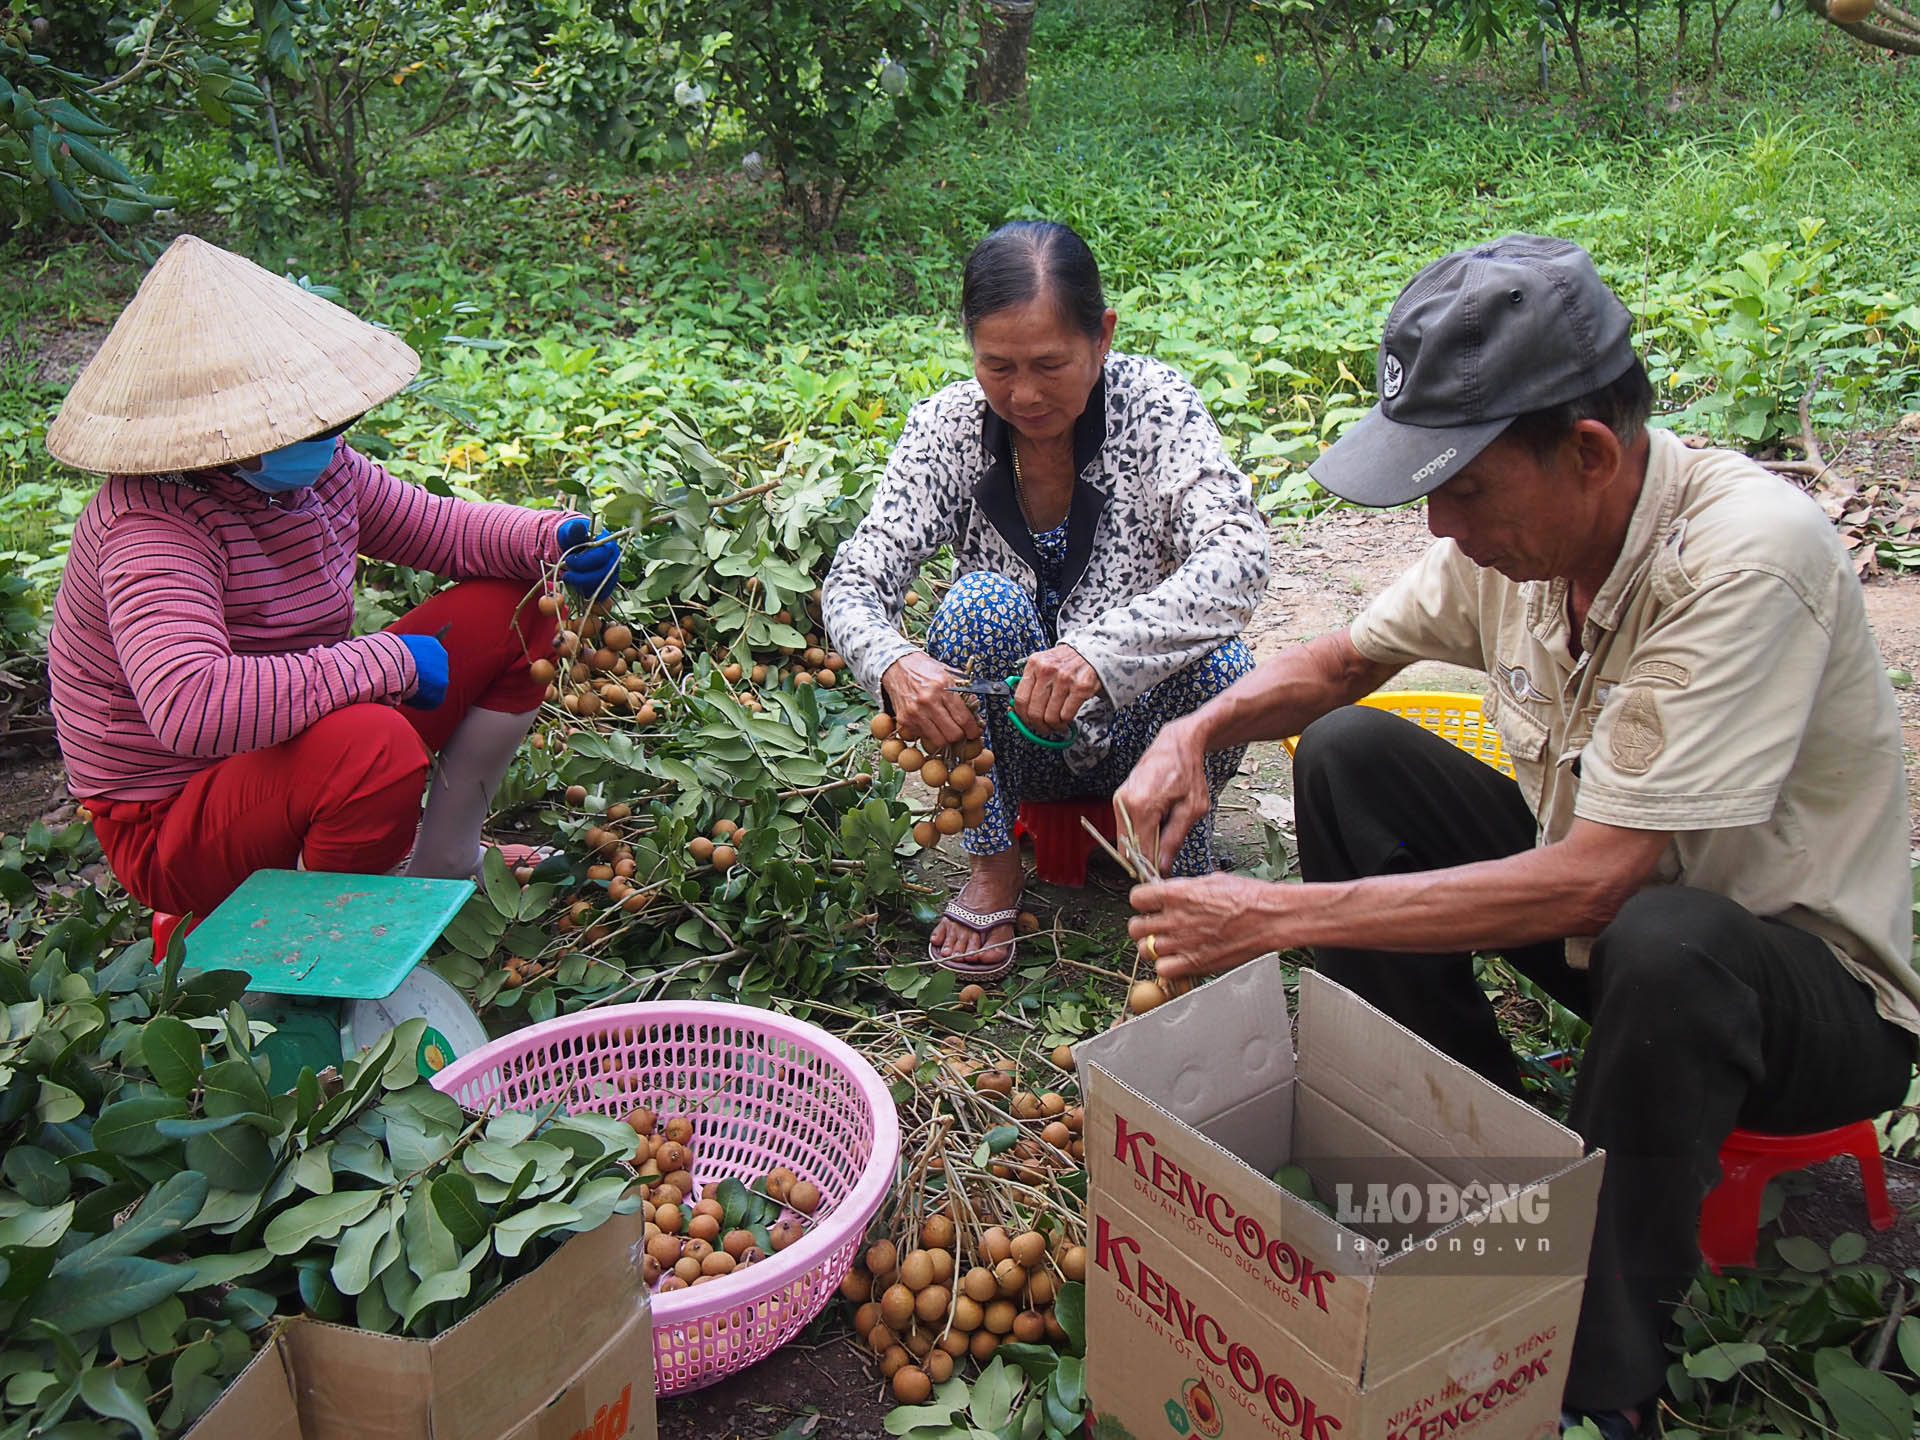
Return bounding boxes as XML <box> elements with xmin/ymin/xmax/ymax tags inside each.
<box><xmin>234</xmin><ymin>433</ymin><xmax>339</xmax><ymax>493</ymax></box>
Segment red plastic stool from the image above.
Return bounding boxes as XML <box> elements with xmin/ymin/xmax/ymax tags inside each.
<box><xmin>1013</xmin><ymin>800</ymin><xmax>1118</xmax><ymax>887</ymax></box>
<box><xmin>1698</xmin><ymin>1121</ymin><xmax>1894</xmax><ymax>1271</ymax></box>
<box><xmin>151</xmin><ymin>912</ymin><xmax>198</xmax><ymax>960</ymax></box>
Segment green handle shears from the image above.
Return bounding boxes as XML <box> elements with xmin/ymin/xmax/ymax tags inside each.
<box><xmin>948</xmin><ymin>669</ymin><xmax>1076</xmax><ymax>750</ymax></box>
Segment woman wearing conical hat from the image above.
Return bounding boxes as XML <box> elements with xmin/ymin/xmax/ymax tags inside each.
<box><xmin>43</xmin><ymin>234</ymin><xmax>619</xmax><ymax>920</ymax></box>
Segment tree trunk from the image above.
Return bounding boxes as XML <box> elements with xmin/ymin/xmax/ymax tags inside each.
<box><xmin>976</xmin><ymin>0</ymin><xmax>1037</xmax><ymax>110</ymax></box>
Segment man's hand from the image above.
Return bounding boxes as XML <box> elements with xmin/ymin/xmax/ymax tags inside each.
<box><xmin>1128</xmin><ymin>874</ymin><xmax>1288</xmax><ymax>980</ymax></box>
<box><xmin>1013</xmin><ymin>643</ymin><xmax>1101</xmax><ymax>738</ymax></box>
<box><xmin>882</xmin><ymin>650</ymin><xmax>983</xmax><ymax>750</ymax></box>
<box><xmin>1115</xmin><ymin>716</ymin><xmax>1211</xmax><ymax>874</ymax></box>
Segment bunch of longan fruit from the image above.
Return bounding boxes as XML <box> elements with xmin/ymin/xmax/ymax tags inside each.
<box><xmin>869</xmin><ymin>714</ymin><xmax>997</xmax><ymax>847</ymax></box>
<box><xmin>840</xmin><ymin>1218</ymin><xmax>1088</xmax><ymax>1403</ymax></box>
<box><xmin>531</xmin><ymin>603</ymin><xmax>678</xmax><ymax>723</ymax></box>
<box><xmin>627</xmin><ymin>1107</ymin><xmax>823</xmax><ymax>1294</ymax></box>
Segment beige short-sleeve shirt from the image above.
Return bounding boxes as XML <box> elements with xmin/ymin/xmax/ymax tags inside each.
<box><xmin>1350</xmin><ymin>428</ymin><xmax>1920</xmax><ymax>1036</ymax></box>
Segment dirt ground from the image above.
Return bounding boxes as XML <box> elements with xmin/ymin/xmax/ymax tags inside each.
<box><xmin>6</xmin><ymin>483</ymin><xmax>1920</xmax><ymax>1437</ymax></box>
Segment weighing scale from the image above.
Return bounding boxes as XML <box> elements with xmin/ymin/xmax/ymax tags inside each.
<box><xmin>180</xmin><ymin>869</ymin><xmax>491</xmax><ymax>1089</ymax></box>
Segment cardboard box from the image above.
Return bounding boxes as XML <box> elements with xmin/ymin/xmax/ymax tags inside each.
<box><xmin>289</xmin><ymin>1210</ymin><xmax>657</xmax><ymax>1440</ymax></box>
<box><xmin>184</xmin><ymin>1327</ymin><xmax>303</xmax><ymax>1440</ymax></box>
<box><xmin>1077</xmin><ymin>964</ymin><xmax>1604</xmax><ymax>1440</ymax></box>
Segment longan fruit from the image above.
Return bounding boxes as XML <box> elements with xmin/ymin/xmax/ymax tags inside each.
<box><xmin>926</xmin><ymin>1349</ymin><xmax>955</xmax><ymax>1384</ymax></box>
<box><xmin>946</xmin><ymin>763</ymin><xmax>975</xmax><ymax>792</ymax></box>
<box><xmin>892</xmin><ymin>1366</ymin><xmax>932</xmax><ymax>1405</ymax></box>
<box><xmin>701</xmin><ymin>1250</ymin><xmax>736</xmax><ymax>1276</ymax></box>
<box><xmin>663</xmin><ymin>1116</ymin><xmax>694</xmax><ymax>1145</ymax></box>
<box><xmin>1028</xmin><ymin>1270</ymin><xmax>1057</xmax><ymax>1306</ymax></box>
<box><xmin>803</xmin><ymin>646</ymin><xmax>826</xmax><ymax>668</ymax></box>
<box><xmin>970</xmin><ymin>1329</ymin><xmax>1000</xmax><ymax>1362</ymax></box>
<box><xmin>538</xmin><ymin>594</ymin><xmax>560</xmax><ymax>617</ymax></box>
<box><xmin>770</xmin><ymin>1217</ymin><xmax>804</xmax><ymax>1250</ymax></box>
<box><xmin>920</xmin><ymin>758</ymin><xmax>949</xmax><ymax>788</ymax></box>
<box><xmin>840</xmin><ymin>1268</ymin><xmax>871</xmax><ymax>1303</ymax></box>
<box><xmin>974</xmin><ymin>748</ymin><xmax>995</xmax><ymax>773</ymax></box>
<box><xmin>880</xmin><ymin>1284</ymin><xmax>916</xmax><ymax>1331</ymax></box>
<box><xmin>952</xmin><ymin>1293</ymin><xmax>985</xmax><ymax>1332</ymax></box>
<box><xmin>983</xmin><ymin>1299</ymin><xmax>1017</xmax><ymax>1336</ymax></box>
<box><xmin>622</xmin><ymin>1105</ymin><xmax>657</xmax><ymax>1137</ymax></box>
<box><xmin>530</xmin><ymin>658</ymin><xmax>557</xmax><ymax>685</ymax></box>
<box><xmin>903</xmin><ymin>1327</ymin><xmax>934</xmax><ymax>1359</ymax></box>
<box><xmin>869</xmin><ymin>712</ymin><xmax>896</xmax><ymax>740</ymax></box>
<box><xmin>646</xmin><ymin>1233</ymin><xmax>682</xmax><ymax>1269</ymax></box>
<box><xmin>1049</xmin><ymin>1044</ymin><xmax>1076</xmax><ymax>1072</ymax></box>
<box><xmin>880</xmin><ymin>1346</ymin><xmax>912</xmax><ymax>1381</ymax></box>
<box><xmin>994</xmin><ymin>1259</ymin><xmax>1028</xmax><ymax>1297</ymax></box>
<box><xmin>961</xmin><ymin>1266</ymin><xmax>997</xmax><ymax>1304</ymax></box>
<box><xmin>897</xmin><ymin>747</ymin><xmax>924</xmax><ymax>773</ymax></box>
<box><xmin>975</xmin><ymin>1069</ymin><xmax>1014</xmax><ymax>1096</ymax></box>
<box><xmin>1016</xmin><ymin>910</ymin><xmax>1039</xmax><ymax>936</ymax></box>
<box><xmin>674</xmin><ymin>1255</ymin><xmax>703</xmax><ymax>1283</ymax></box>
<box><xmin>787</xmin><ymin>1179</ymin><xmax>820</xmax><ymax>1214</ymax></box>
<box><xmin>711</xmin><ymin>818</ymin><xmax>740</xmax><ymax>839</ymax></box>
<box><xmin>724</xmin><ymin>1229</ymin><xmax>755</xmax><ymax>1259</ymax></box>
<box><xmin>655</xmin><ymin>1204</ymin><xmax>684</xmax><ymax>1234</ymax></box>
<box><xmin>934</xmin><ymin>808</ymin><xmax>965</xmax><ymax>836</ymax></box>
<box><xmin>1013</xmin><ymin>1309</ymin><xmax>1047</xmax><ymax>1344</ymax></box>
<box><xmin>958</xmin><ymin>982</ymin><xmax>985</xmax><ymax>1011</ymax></box>
<box><xmin>1042</xmin><ymin>1120</ymin><xmax>1072</xmax><ymax>1150</ymax></box>
<box><xmin>689</xmin><ymin>835</ymin><xmax>715</xmax><ymax>862</ymax></box>
<box><xmin>899</xmin><ymin>1250</ymin><xmax>935</xmax><ymax>1292</ymax></box>
<box><xmin>866</xmin><ymin>1240</ymin><xmax>899</xmax><ymax>1278</ymax></box>
<box><xmin>1010</xmin><ymin>1092</ymin><xmax>1043</xmax><ymax>1121</ymax></box>
<box><xmin>981</xmin><ymin>1227</ymin><xmax>1013</xmax><ymax>1264</ymax></box>
<box><xmin>565</xmin><ymin>784</ymin><xmax>588</xmax><ymax>804</ymax></box>
<box><xmin>604</xmin><ymin>623</ymin><xmax>633</xmax><ymax>650</ymax></box>
<box><xmin>635</xmin><ymin>702</ymin><xmax>658</xmax><ymax>723</ymax></box>
<box><xmin>710</xmin><ymin>843</ymin><xmax>738</xmax><ymax>872</ymax></box>
<box><xmin>751</xmin><ymin>664</ymin><xmax>769</xmax><ymax>685</ymax></box>
<box><xmin>912</xmin><ymin>821</ymin><xmax>938</xmax><ymax>848</ymax></box>
<box><xmin>651</xmin><ymin>1183</ymin><xmax>683</xmax><ymax>1210</ymax></box>
<box><xmin>766</xmin><ymin>1166</ymin><xmax>797</xmax><ymax>1202</ymax></box>
<box><xmin>913</xmin><ymin>1284</ymin><xmax>950</xmax><ymax>1325</ymax></box>
<box><xmin>868</xmin><ymin>1322</ymin><xmax>899</xmax><ymax>1356</ymax></box>
<box><xmin>903</xmin><ymin>589</ymin><xmax>921</xmax><ymax>607</ymax></box>
<box><xmin>920</xmin><ymin>1213</ymin><xmax>956</xmax><ymax>1251</ymax></box>
<box><xmin>1040</xmin><ymin>1092</ymin><xmax>1067</xmax><ymax>1118</ymax></box>
<box><xmin>682</xmin><ymin>1238</ymin><xmax>714</xmax><ymax>1262</ymax></box>
<box><xmin>1010</xmin><ymin>1231</ymin><xmax>1047</xmax><ymax>1269</ymax></box>
<box><xmin>853</xmin><ymin>1301</ymin><xmax>882</xmax><ymax>1336</ymax></box>
<box><xmin>937</xmin><ymin>1328</ymin><xmax>970</xmax><ymax>1359</ymax></box>
<box><xmin>688</xmin><ymin>1213</ymin><xmax>721</xmax><ymax>1243</ymax></box>
<box><xmin>723</xmin><ymin>662</ymin><xmax>744</xmax><ymax>682</ymax></box>
<box><xmin>656</xmin><ymin>1141</ymin><xmax>690</xmax><ymax>1173</ymax></box>
<box><xmin>1060</xmin><ymin>1245</ymin><xmax>1087</xmax><ymax>1282</ymax></box>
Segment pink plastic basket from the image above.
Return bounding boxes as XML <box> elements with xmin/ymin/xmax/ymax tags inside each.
<box><xmin>431</xmin><ymin>1002</ymin><xmax>900</xmax><ymax>1395</ymax></box>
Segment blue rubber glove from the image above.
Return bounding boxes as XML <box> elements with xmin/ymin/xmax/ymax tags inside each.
<box><xmin>399</xmin><ymin>633</ymin><xmax>449</xmax><ymax>710</ymax></box>
<box><xmin>556</xmin><ymin>516</ymin><xmax>622</xmax><ymax>601</ymax></box>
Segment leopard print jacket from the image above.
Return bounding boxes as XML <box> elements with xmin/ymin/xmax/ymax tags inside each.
<box><xmin>823</xmin><ymin>353</ymin><xmax>1269</xmax><ymax>771</ymax></box>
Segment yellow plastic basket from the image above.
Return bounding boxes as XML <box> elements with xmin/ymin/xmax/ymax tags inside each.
<box><xmin>1282</xmin><ymin>690</ymin><xmax>1513</xmax><ymax>777</ymax></box>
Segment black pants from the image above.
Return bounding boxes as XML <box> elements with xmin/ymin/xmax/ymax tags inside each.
<box><xmin>1293</xmin><ymin>706</ymin><xmax>1916</xmax><ymax>1412</ymax></box>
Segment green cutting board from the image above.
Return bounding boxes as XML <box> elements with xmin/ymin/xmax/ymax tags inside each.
<box><xmin>180</xmin><ymin>870</ymin><xmax>476</xmax><ymax>1000</ymax></box>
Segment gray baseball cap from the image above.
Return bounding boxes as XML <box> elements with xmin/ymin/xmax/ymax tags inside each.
<box><xmin>1309</xmin><ymin>234</ymin><xmax>1638</xmax><ymax>508</ymax></box>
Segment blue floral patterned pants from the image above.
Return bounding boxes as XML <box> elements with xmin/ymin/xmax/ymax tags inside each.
<box><xmin>925</xmin><ymin>570</ymin><xmax>1253</xmax><ymax>877</ymax></box>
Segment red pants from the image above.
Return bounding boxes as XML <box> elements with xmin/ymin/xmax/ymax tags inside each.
<box><xmin>89</xmin><ymin>579</ymin><xmax>555</xmax><ymax>918</ymax></box>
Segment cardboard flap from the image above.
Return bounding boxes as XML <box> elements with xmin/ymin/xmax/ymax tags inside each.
<box><xmin>1075</xmin><ymin>958</ymin><xmax>1296</xmax><ymax>1131</ymax></box>
<box><xmin>184</xmin><ymin>1327</ymin><xmax>304</xmax><ymax>1440</ymax></box>
<box><xmin>1297</xmin><ymin>971</ymin><xmax>1583</xmax><ymax>1160</ymax></box>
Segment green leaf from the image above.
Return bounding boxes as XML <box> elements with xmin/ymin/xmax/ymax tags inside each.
<box><xmin>971</xmin><ymin>1124</ymin><xmax>1019</xmax><ymax>1168</ymax></box>
<box><xmin>56</xmin><ymin>1171</ymin><xmax>208</xmax><ymax>1273</ymax></box>
<box><xmin>185</xmin><ymin>1123</ymin><xmax>275</xmax><ymax>1191</ymax></box>
<box><xmin>402</xmin><ymin>1264</ymin><xmax>474</xmax><ymax>1328</ymax></box>
<box><xmin>80</xmin><ymin>1366</ymin><xmax>159</xmax><ymax>1440</ymax></box>
<box><xmin>1054</xmin><ymin>1282</ymin><xmax>1086</xmax><ymax>1355</ymax></box>
<box><xmin>141</xmin><ymin>1015</ymin><xmax>202</xmax><ymax>1097</ymax></box>
<box><xmin>3</xmin><ymin>1145</ymin><xmax>69</xmax><ymax>1206</ymax></box>
<box><xmin>37</xmin><ymin>1256</ymin><xmax>197</xmax><ymax>1330</ymax></box>
<box><xmin>201</xmin><ymin>1057</ymin><xmax>272</xmax><ymax>1118</ymax></box>
<box><xmin>1829</xmin><ymin>1231</ymin><xmax>1869</xmax><ymax>1265</ymax></box>
<box><xmin>405</xmin><ymin>1183</ymin><xmax>458</xmax><ymax>1281</ymax></box>
<box><xmin>481</xmin><ymin>847</ymin><xmax>520</xmax><ymax>915</ymax></box>
<box><xmin>970</xmin><ymin>1356</ymin><xmax>1022</xmax><ymax>1433</ymax></box>
<box><xmin>1775</xmin><ymin>1234</ymin><xmax>1831</xmax><ymax>1271</ymax></box>
<box><xmin>332</xmin><ymin>1202</ymin><xmax>399</xmax><ymax>1297</ymax></box>
<box><xmin>1682</xmin><ymin>1341</ymin><xmax>1769</xmax><ymax>1381</ymax></box>
<box><xmin>1898</xmin><ymin>1314</ymin><xmax>1920</xmax><ymax>1379</ymax></box>
<box><xmin>92</xmin><ymin>1095</ymin><xmax>189</xmax><ymax>1156</ymax></box>
<box><xmin>221</xmin><ymin>1286</ymin><xmax>278</xmax><ymax>1329</ymax></box>
<box><xmin>0</xmin><ymin>1200</ymin><xmax>73</xmax><ymax>1249</ymax></box>
<box><xmin>1812</xmin><ymin>1346</ymin><xmax>1911</xmax><ymax>1439</ymax></box>
<box><xmin>493</xmin><ymin>1200</ymin><xmax>583</xmax><ymax>1258</ymax></box>
<box><xmin>429</xmin><ymin>1172</ymin><xmax>490</xmax><ymax>1250</ymax></box>
<box><xmin>263</xmin><ymin>1189</ymin><xmax>384</xmax><ymax>1256</ymax></box>
<box><xmin>181</xmin><ymin>1247</ymin><xmax>272</xmax><ymax>1289</ymax></box>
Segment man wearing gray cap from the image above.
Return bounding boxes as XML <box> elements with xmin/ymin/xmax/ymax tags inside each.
<box><xmin>1116</xmin><ymin>235</ymin><xmax>1919</xmax><ymax>1437</ymax></box>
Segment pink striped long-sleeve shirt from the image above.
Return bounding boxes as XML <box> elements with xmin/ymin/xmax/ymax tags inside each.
<box><xmin>50</xmin><ymin>441</ymin><xmax>570</xmax><ymax>801</ymax></box>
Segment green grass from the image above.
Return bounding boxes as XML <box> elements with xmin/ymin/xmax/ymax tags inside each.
<box><xmin>4</xmin><ymin>3</ymin><xmax>1919</xmax><ymax>576</ymax></box>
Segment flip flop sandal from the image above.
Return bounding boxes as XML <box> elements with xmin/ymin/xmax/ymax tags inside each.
<box><xmin>487</xmin><ymin>841</ymin><xmax>558</xmax><ymax>869</ymax></box>
<box><xmin>932</xmin><ymin>900</ymin><xmax>1021</xmax><ymax>982</ymax></box>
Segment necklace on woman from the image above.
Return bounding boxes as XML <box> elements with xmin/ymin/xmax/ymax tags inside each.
<box><xmin>1011</xmin><ymin>437</ymin><xmax>1032</xmax><ymax>528</ymax></box>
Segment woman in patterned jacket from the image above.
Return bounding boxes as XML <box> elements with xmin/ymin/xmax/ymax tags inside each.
<box><xmin>823</xmin><ymin>221</ymin><xmax>1270</xmax><ymax>980</ymax></box>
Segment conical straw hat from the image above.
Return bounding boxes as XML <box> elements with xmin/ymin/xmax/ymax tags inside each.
<box><xmin>45</xmin><ymin>234</ymin><xmax>419</xmax><ymax>475</ymax></box>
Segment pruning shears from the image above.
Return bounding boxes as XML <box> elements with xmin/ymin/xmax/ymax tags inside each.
<box><xmin>948</xmin><ymin>668</ymin><xmax>1076</xmax><ymax>750</ymax></box>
